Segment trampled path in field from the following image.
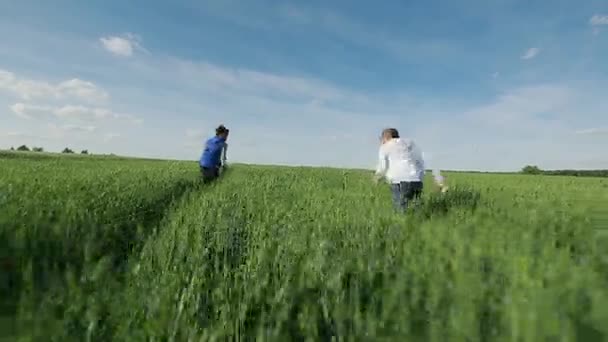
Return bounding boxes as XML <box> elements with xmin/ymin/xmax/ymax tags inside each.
<box><xmin>1</xmin><ymin>154</ymin><xmax>607</xmax><ymax>340</ymax></box>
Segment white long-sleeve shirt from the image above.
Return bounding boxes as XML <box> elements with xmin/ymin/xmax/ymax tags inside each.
<box><xmin>375</xmin><ymin>138</ymin><xmax>425</xmax><ymax>183</ymax></box>
<box><xmin>221</xmin><ymin>143</ymin><xmax>228</xmax><ymax>165</ymax></box>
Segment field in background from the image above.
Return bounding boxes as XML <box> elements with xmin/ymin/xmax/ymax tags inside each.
<box><xmin>1</xmin><ymin>152</ymin><xmax>607</xmax><ymax>341</ymax></box>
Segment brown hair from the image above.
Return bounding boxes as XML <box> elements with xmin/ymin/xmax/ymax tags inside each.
<box><xmin>216</xmin><ymin>124</ymin><xmax>229</xmax><ymax>136</ymax></box>
<box><xmin>381</xmin><ymin>128</ymin><xmax>399</xmax><ymax>139</ymax></box>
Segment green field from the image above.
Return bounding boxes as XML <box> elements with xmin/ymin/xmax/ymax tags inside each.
<box><xmin>1</xmin><ymin>152</ymin><xmax>607</xmax><ymax>341</ymax></box>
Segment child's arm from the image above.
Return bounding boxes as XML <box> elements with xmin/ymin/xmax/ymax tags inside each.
<box><xmin>374</xmin><ymin>147</ymin><xmax>388</xmax><ymax>181</ymax></box>
<box><xmin>221</xmin><ymin>143</ymin><xmax>228</xmax><ymax>166</ymax></box>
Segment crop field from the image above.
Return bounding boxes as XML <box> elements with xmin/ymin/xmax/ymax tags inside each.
<box><xmin>1</xmin><ymin>152</ymin><xmax>607</xmax><ymax>341</ymax></box>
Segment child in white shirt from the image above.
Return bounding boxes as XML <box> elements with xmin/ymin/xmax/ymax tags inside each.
<box><xmin>374</xmin><ymin>128</ymin><xmax>425</xmax><ymax>212</ymax></box>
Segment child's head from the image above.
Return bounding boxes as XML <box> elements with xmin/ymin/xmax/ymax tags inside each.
<box><xmin>380</xmin><ymin>128</ymin><xmax>399</xmax><ymax>144</ymax></box>
<box><xmin>216</xmin><ymin>124</ymin><xmax>229</xmax><ymax>140</ymax></box>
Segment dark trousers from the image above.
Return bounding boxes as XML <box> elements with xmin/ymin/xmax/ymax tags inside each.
<box><xmin>390</xmin><ymin>181</ymin><xmax>423</xmax><ymax>212</ymax></box>
<box><xmin>200</xmin><ymin>165</ymin><xmax>219</xmax><ymax>183</ymax></box>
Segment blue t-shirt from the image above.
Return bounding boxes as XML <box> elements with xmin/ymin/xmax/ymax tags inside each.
<box><xmin>199</xmin><ymin>136</ymin><xmax>226</xmax><ymax>168</ymax></box>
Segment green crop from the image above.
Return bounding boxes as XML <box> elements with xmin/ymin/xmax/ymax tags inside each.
<box><xmin>1</xmin><ymin>152</ymin><xmax>607</xmax><ymax>341</ymax></box>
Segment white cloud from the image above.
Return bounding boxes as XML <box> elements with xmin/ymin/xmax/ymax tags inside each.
<box><xmin>465</xmin><ymin>84</ymin><xmax>573</xmax><ymax>126</ymax></box>
<box><xmin>46</xmin><ymin>123</ymin><xmax>98</xmax><ymax>138</ymax></box>
<box><xmin>590</xmin><ymin>14</ymin><xmax>608</xmax><ymax>26</ymax></box>
<box><xmin>57</xmin><ymin>79</ymin><xmax>109</xmax><ymax>102</ymax></box>
<box><xmin>100</xmin><ymin>33</ymin><xmax>145</xmax><ymax>57</ymax></box>
<box><xmin>10</xmin><ymin>102</ymin><xmax>142</xmax><ymax>124</ymax></box>
<box><xmin>0</xmin><ymin>69</ymin><xmax>108</xmax><ymax>103</ymax></box>
<box><xmin>4</xmin><ymin>25</ymin><xmax>605</xmax><ymax>170</ymax></box>
<box><xmin>411</xmin><ymin>82</ymin><xmax>608</xmax><ymax>170</ymax></box>
<box><xmin>521</xmin><ymin>47</ymin><xmax>541</xmax><ymax>60</ymax></box>
<box><xmin>154</xmin><ymin>59</ymin><xmax>392</xmax><ymax>134</ymax></box>
<box><xmin>103</xmin><ymin>133</ymin><xmax>121</xmax><ymax>142</ymax></box>
<box><xmin>183</xmin><ymin>129</ymin><xmax>207</xmax><ymax>149</ymax></box>
<box><xmin>2</xmin><ymin>69</ymin><xmax>134</xmax><ymax>150</ymax></box>
<box><xmin>1</xmin><ymin>131</ymin><xmax>35</xmax><ymax>139</ymax></box>
<box><xmin>62</xmin><ymin>124</ymin><xmax>97</xmax><ymax>133</ymax></box>
<box><xmin>55</xmin><ymin>105</ymin><xmax>114</xmax><ymax>120</ymax></box>
<box><xmin>116</xmin><ymin>53</ymin><xmax>607</xmax><ymax>169</ymax></box>
<box><xmin>1</xmin><ymin>125</ymin><xmax>79</xmax><ymax>141</ymax></box>
<box><xmin>575</xmin><ymin>127</ymin><xmax>608</xmax><ymax>136</ymax></box>
<box><xmin>280</xmin><ymin>4</ymin><xmax>462</xmax><ymax>61</ymax></box>
<box><xmin>184</xmin><ymin>141</ymin><xmax>202</xmax><ymax>149</ymax></box>
<box><xmin>0</xmin><ymin>69</ymin><xmax>16</xmax><ymax>84</ymax></box>
<box><xmin>188</xmin><ymin>3</ymin><xmax>457</xmax><ymax>62</ymax></box>
<box><xmin>2</xmin><ymin>121</ymin><xmax>95</xmax><ymax>144</ymax></box>
<box><xmin>171</xmin><ymin>59</ymin><xmax>355</xmax><ymax>104</ymax></box>
<box><xmin>185</xmin><ymin>128</ymin><xmax>204</xmax><ymax>139</ymax></box>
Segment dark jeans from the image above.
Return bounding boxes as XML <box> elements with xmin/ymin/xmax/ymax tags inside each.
<box><xmin>200</xmin><ymin>165</ymin><xmax>219</xmax><ymax>183</ymax></box>
<box><xmin>390</xmin><ymin>181</ymin><xmax>423</xmax><ymax>212</ymax></box>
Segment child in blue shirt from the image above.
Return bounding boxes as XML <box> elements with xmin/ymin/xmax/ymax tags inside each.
<box><xmin>199</xmin><ymin>125</ymin><xmax>229</xmax><ymax>183</ymax></box>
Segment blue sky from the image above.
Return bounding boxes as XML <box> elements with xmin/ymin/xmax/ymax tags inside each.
<box><xmin>1</xmin><ymin>0</ymin><xmax>607</xmax><ymax>171</ymax></box>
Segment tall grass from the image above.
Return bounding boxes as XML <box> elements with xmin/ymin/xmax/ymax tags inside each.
<box><xmin>1</xmin><ymin>154</ymin><xmax>606</xmax><ymax>340</ymax></box>
<box><xmin>0</xmin><ymin>155</ymin><xmax>199</xmax><ymax>340</ymax></box>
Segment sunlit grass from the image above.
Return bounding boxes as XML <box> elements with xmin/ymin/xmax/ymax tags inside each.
<box><xmin>1</xmin><ymin>154</ymin><xmax>606</xmax><ymax>341</ymax></box>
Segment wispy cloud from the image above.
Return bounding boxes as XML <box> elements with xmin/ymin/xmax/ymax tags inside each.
<box><xmin>10</xmin><ymin>103</ymin><xmax>49</xmax><ymax>119</ymax></box>
<box><xmin>465</xmin><ymin>84</ymin><xmax>573</xmax><ymax>125</ymax></box>
<box><xmin>1</xmin><ymin>123</ymin><xmax>94</xmax><ymax>141</ymax></box>
<box><xmin>521</xmin><ymin>47</ymin><xmax>541</xmax><ymax>60</ymax></box>
<box><xmin>1</xmin><ymin>131</ymin><xmax>39</xmax><ymax>139</ymax></box>
<box><xmin>0</xmin><ymin>130</ymin><xmax>65</xmax><ymax>145</ymax></box>
<box><xmin>275</xmin><ymin>4</ymin><xmax>457</xmax><ymax>62</ymax></box>
<box><xmin>100</xmin><ymin>33</ymin><xmax>146</xmax><ymax>57</ymax></box>
<box><xmin>46</xmin><ymin>123</ymin><xmax>98</xmax><ymax>138</ymax></box>
<box><xmin>62</xmin><ymin>124</ymin><xmax>97</xmax><ymax>133</ymax></box>
<box><xmin>0</xmin><ymin>69</ymin><xmax>108</xmax><ymax>103</ymax></box>
<box><xmin>590</xmin><ymin>14</ymin><xmax>608</xmax><ymax>35</ymax></box>
<box><xmin>183</xmin><ymin>128</ymin><xmax>205</xmax><ymax>149</ymax></box>
<box><xmin>2</xmin><ymin>14</ymin><xmax>606</xmax><ymax>170</ymax></box>
<box><xmin>169</xmin><ymin>58</ymin><xmax>357</xmax><ymax>105</ymax></box>
<box><xmin>98</xmin><ymin>49</ymin><xmax>605</xmax><ymax>170</ymax></box>
<box><xmin>185</xmin><ymin>128</ymin><xmax>205</xmax><ymax>140</ymax></box>
<box><xmin>412</xmin><ymin>83</ymin><xmax>605</xmax><ymax>171</ymax></box>
<box><xmin>10</xmin><ymin>102</ymin><xmax>142</xmax><ymax>124</ymax></box>
<box><xmin>1</xmin><ymin>64</ymin><xmax>143</xmax><ymax>153</ymax></box>
<box><xmin>575</xmin><ymin>127</ymin><xmax>608</xmax><ymax>135</ymax></box>
<box><xmin>590</xmin><ymin>14</ymin><xmax>608</xmax><ymax>26</ymax></box>
<box><xmin>103</xmin><ymin>133</ymin><xmax>121</xmax><ymax>142</ymax></box>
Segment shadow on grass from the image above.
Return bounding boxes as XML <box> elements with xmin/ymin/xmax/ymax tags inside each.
<box><xmin>3</xmin><ymin>167</ymin><xmax>234</xmax><ymax>340</ymax></box>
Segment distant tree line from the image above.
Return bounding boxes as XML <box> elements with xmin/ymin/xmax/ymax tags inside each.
<box><xmin>3</xmin><ymin>146</ymin><xmax>606</xmax><ymax>177</ymax></box>
<box><xmin>8</xmin><ymin>145</ymin><xmax>89</xmax><ymax>155</ymax></box>
<box><xmin>521</xmin><ymin>165</ymin><xmax>608</xmax><ymax>178</ymax></box>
